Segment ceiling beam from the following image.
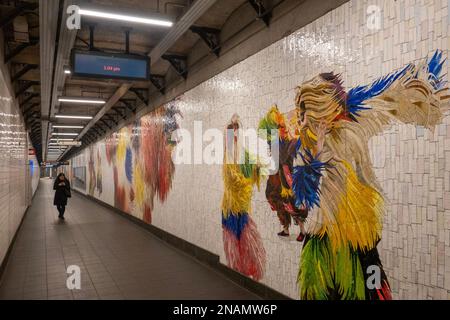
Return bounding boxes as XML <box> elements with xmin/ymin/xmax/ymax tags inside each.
<box><xmin>112</xmin><ymin>106</ymin><xmax>127</xmax><ymax>120</ymax></box>
<box><xmin>100</xmin><ymin>119</ymin><xmax>112</xmax><ymax>129</ymax></box>
<box><xmin>11</xmin><ymin>64</ymin><xmax>38</xmax><ymax>82</ymax></box>
<box><xmin>91</xmin><ymin>126</ymin><xmax>102</xmax><ymax>136</ymax></box>
<box><xmin>190</xmin><ymin>26</ymin><xmax>221</xmax><ymax>57</ymax></box>
<box><xmin>248</xmin><ymin>0</ymin><xmax>272</xmax><ymax>26</ymax></box>
<box><xmin>23</xmin><ymin>102</ymin><xmax>40</xmax><ymax>114</ymax></box>
<box><xmin>149</xmin><ymin>74</ymin><xmax>165</xmax><ymax>95</ymax></box>
<box><xmin>104</xmin><ymin>114</ymin><xmax>118</xmax><ymax>125</ymax></box>
<box><xmin>4</xmin><ymin>39</ymin><xmax>39</xmax><ymax>63</ymax></box>
<box><xmin>0</xmin><ymin>1</ymin><xmax>38</xmax><ymax>30</ymax></box>
<box><xmin>129</xmin><ymin>88</ymin><xmax>149</xmax><ymax>105</ymax></box>
<box><xmin>20</xmin><ymin>92</ymin><xmax>39</xmax><ymax>108</ymax></box>
<box><xmin>120</xmin><ymin>99</ymin><xmax>136</xmax><ymax>114</ymax></box>
<box><xmin>15</xmin><ymin>80</ymin><xmax>39</xmax><ymax>97</ymax></box>
<box><xmin>161</xmin><ymin>54</ymin><xmax>188</xmax><ymax>79</ymax></box>
<box><xmin>148</xmin><ymin>0</ymin><xmax>218</xmax><ymax>66</ymax></box>
<box><xmin>43</xmin><ymin>0</ymin><xmax>77</xmax><ymax>161</ymax></box>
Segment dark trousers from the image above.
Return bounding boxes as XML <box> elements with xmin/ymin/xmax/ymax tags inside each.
<box><xmin>57</xmin><ymin>205</ymin><xmax>65</xmax><ymax>217</ymax></box>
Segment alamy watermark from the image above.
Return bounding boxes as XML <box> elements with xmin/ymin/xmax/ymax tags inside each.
<box><xmin>66</xmin><ymin>5</ymin><xmax>81</xmax><ymax>30</ymax></box>
<box><xmin>66</xmin><ymin>265</ymin><xmax>81</xmax><ymax>290</ymax></box>
<box><xmin>170</xmin><ymin>124</ymin><xmax>279</xmax><ymax>174</ymax></box>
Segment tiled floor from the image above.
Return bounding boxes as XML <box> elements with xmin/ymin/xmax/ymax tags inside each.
<box><xmin>0</xmin><ymin>178</ymin><xmax>260</xmax><ymax>300</ymax></box>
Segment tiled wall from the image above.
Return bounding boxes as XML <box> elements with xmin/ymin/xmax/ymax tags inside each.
<box><xmin>70</xmin><ymin>0</ymin><xmax>450</xmax><ymax>299</ymax></box>
<box><xmin>0</xmin><ymin>62</ymin><xmax>30</xmax><ymax>266</ymax></box>
<box><xmin>28</xmin><ymin>145</ymin><xmax>40</xmax><ymax>197</ymax></box>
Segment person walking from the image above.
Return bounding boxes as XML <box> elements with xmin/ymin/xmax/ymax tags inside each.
<box><xmin>53</xmin><ymin>173</ymin><xmax>71</xmax><ymax>219</ymax></box>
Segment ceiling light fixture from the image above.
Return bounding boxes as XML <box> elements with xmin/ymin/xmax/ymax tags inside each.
<box><xmin>52</xmin><ymin>125</ymin><xmax>84</xmax><ymax>129</ymax></box>
<box><xmin>78</xmin><ymin>9</ymin><xmax>173</xmax><ymax>27</ymax></box>
<box><xmin>50</xmin><ymin>138</ymin><xmax>74</xmax><ymax>141</ymax></box>
<box><xmin>51</xmin><ymin>133</ymin><xmax>79</xmax><ymax>136</ymax></box>
<box><xmin>58</xmin><ymin>97</ymin><xmax>105</xmax><ymax>104</ymax></box>
<box><xmin>55</xmin><ymin>115</ymin><xmax>93</xmax><ymax>120</ymax></box>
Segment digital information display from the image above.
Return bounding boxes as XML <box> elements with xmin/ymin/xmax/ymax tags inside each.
<box><xmin>71</xmin><ymin>50</ymin><xmax>150</xmax><ymax>81</ymax></box>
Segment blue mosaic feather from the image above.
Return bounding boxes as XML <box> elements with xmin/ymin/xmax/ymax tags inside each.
<box><xmin>222</xmin><ymin>212</ymin><xmax>249</xmax><ymax>240</ymax></box>
<box><xmin>125</xmin><ymin>147</ymin><xmax>133</xmax><ymax>183</ymax></box>
<box><xmin>346</xmin><ymin>64</ymin><xmax>411</xmax><ymax>116</ymax></box>
<box><xmin>428</xmin><ymin>50</ymin><xmax>446</xmax><ymax>90</ymax></box>
<box><xmin>292</xmin><ymin>150</ymin><xmax>328</xmax><ymax>210</ymax></box>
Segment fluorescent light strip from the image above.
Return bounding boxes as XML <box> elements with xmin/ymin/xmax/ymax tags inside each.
<box><xmin>50</xmin><ymin>138</ymin><xmax>74</xmax><ymax>141</ymax></box>
<box><xmin>52</xmin><ymin>133</ymin><xmax>79</xmax><ymax>136</ymax></box>
<box><xmin>79</xmin><ymin>9</ymin><xmax>173</xmax><ymax>27</ymax></box>
<box><xmin>52</xmin><ymin>125</ymin><xmax>84</xmax><ymax>129</ymax></box>
<box><xmin>58</xmin><ymin>98</ymin><xmax>105</xmax><ymax>104</ymax></box>
<box><xmin>55</xmin><ymin>115</ymin><xmax>93</xmax><ymax>120</ymax></box>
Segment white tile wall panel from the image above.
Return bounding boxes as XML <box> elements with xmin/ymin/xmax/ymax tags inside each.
<box><xmin>0</xmin><ymin>44</ymin><xmax>31</xmax><ymax>266</ymax></box>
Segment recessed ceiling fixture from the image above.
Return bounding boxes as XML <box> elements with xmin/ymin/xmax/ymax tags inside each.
<box><xmin>55</xmin><ymin>115</ymin><xmax>93</xmax><ymax>120</ymax></box>
<box><xmin>58</xmin><ymin>97</ymin><xmax>105</xmax><ymax>104</ymax></box>
<box><xmin>52</xmin><ymin>125</ymin><xmax>84</xmax><ymax>129</ymax></box>
<box><xmin>52</xmin><ymin>133</ymin><xmax>79</xmax><ymax>136</ymax></box>
<box><xmin>78</xmin><ymin>9</ymin><xmax>173</xmax><ymax>27</ymax></box>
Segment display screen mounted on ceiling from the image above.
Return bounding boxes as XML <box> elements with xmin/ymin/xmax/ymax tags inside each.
<box><xmin>71</xmin><ymin>50</ymin><xmax>150</xmax><ymax>81</ymax></box>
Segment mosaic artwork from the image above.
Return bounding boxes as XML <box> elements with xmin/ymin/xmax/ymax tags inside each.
<box><xmin>221</xmin><ymin>114</ymin><xmax>266</xmax><ymax>281</ymax></box>
<box><xmin>88</xmin><ymin>145</ymin><xmax>103</xmax><ymax>196</ymax></box>
<box><xmin>222</xmin><ymin>50</ymin><xmax>449</xmax><ymax>299</ymax></box>
<box><xmin>104</xmin><ymin>105</ymin><xmax>181</xmax><ymax>223</ymax></box>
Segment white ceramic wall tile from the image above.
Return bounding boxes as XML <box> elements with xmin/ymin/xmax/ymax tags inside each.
<box><xmin>0</xmin><ymin>62</ymin><xmax>29</xmax><ymax>265</ymax></box>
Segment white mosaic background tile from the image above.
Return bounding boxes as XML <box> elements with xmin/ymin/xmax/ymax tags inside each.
<box><xmin>78</xmin><ymin>0</ymin><xmax>450</xmax><ymax>299</ymax></box>
<box><xmin>0</xmin><ymin>64</ymin><xmax>29</xmax><ymax>265</ymax></box>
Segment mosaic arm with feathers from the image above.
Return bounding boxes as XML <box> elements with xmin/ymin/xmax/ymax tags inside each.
<box><xmin>290</xmin><ymin>50</ymin><xmax>449</xmax><ymax>300</ymax></box>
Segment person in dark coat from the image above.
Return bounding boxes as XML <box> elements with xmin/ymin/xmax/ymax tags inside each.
<box><xmin>53</xmin><ymin>173</ymin><xmax>71</xmax><ymax>219</ymax></box>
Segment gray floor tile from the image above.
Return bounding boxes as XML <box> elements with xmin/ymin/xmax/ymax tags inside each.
<box><xmin>0</xmin><ymin>178</ymin><xmax>260</xmax><ymax>300</ymax></box>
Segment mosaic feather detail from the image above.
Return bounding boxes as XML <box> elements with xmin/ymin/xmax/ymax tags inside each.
<box><xmin>299</xmin><ymin>235</ymin><xmax>366</xmax><ymax>300</ymax></box>
<box><xmin>125</xmin><ymin>147</ymin><xmax>133</xmax><ymax>183</ymax></box>
<box><xmin>427</xmin><ymin>50</ymin><xmax>446</xmax><ymax>90</ymax></box>
<box><xmin>346</xmin><ymin>63</ymin><xmax>411</xmax><ymax>116</ymax></box>
<box><xmin>258</xmin><ymin>105</ymin><xmax>286</xmax><ymax>142</ymax></box>
<box><xmin>298</xmin><ymin>236</ymin><xmax>335</xmax><ymax>300</ymax></box>
<box><xmin>222</xmin><ymin>215</ymin><xmax>265</xmax><ymax>280</ymax></box>
<box><xmin>292</xmin><ymin>150</ymin><xmax>328</xmax><ymax>210</ymax></box>
<box><xmin>222</xmin><ymin>212</ymin><xmax>249</xmax><ymax>239</ymax></box>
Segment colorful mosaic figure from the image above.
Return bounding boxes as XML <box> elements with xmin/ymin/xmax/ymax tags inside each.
<box><xmin>105</xmin><ymin>105</ymin><xmax>181</xmax><ymax>223</ymax></box>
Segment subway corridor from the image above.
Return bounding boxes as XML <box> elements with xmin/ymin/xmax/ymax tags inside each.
<box><xmin>0</xmin><ymin>179</ymin><xmax>259</xmax><ymax>300</ymax></box>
